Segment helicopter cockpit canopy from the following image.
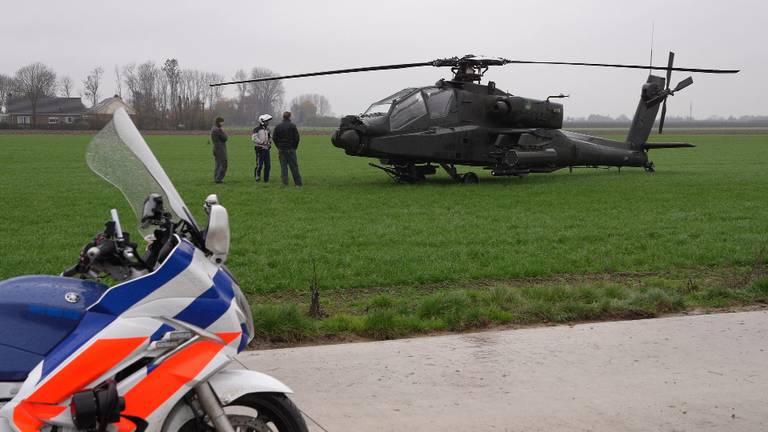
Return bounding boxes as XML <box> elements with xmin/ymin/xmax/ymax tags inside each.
<box><xmin>363</xmin><ymin>88</ymin><xmax>416</xmax><ymax>116</ymax></box>
<box><xmin>362</xmin><ymin>86</ymin><xmax>456</xmax><ymax>131</ymax></box>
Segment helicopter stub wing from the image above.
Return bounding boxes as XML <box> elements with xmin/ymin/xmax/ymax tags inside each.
<box><xmin>489</xmin><ymin>128</ymin><xmax>539</xmax><ymax>135</ymax></box>
<box><xmin>642</xmin><ymin>142</ymin><xmax>695</xmax><ymax>149</ymax></box>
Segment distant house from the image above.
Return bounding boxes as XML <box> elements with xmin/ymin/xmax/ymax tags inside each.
<box><xmin>5</xmin><ymin>97</ymin><xmax>88</xmax><ymax>128</ymax></box>
<box><xmin>89</xmin><ymin>96</ymin><xmax>137</xmax><ymax>127</ymax></box>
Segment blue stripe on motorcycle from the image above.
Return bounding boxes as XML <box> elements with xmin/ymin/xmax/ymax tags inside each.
<box><xmin>172</xmin><ymin>270</ymin><xmax>236</xmax><ymax>330</ymax></box>
<box><xmin>238</xmin><ymin>323</ymin><xmax>249</xmax><ymax>353</ymax></box>
<box><xmin>28</xmin><ymin>305</ymin><xmax>83</xmax><ymax>321</ymax></box>
<box><xmin>40</xmin><ymin>311</ymin><xmax>115</xmax><ymax>379</ymax></box>
<box><xmin>40</xmin><ymin>240</ymin><xmax>195</xmax><ymax>381</ymax></box>
<box><xmin>88</xmin><ymin>240</ymin><xmax>195</xmax><ymax>316</ymax></box>
<box><xmin>149</xmin><ymin>323</ymin><xmax>175</xmax><ymax>343</ymax></box>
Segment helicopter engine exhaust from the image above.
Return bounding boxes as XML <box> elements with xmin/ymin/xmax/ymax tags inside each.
<box><xmin>488</xmin><ymin>96</ymin><xmax>564</xmax><ymax>129</ymax></box>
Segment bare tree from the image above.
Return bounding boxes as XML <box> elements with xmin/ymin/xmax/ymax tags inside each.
<box><xmin>247</xmin><ymin>67</ymin><xmax>284</xmax><ymax>121</ymax></box>
<box><xmin>136</xmin><ymin>62</ymin><xmax>159</xmax><ymax>127</ymax></box>
<box><xmin>115</xmin><ymin>60</ymin><xmax>228</xmax><ymax>130</ymax></box>
<box><xmin>232</xmin><ymin>69</ymin><xmax>248</xmax><ymax>123</ymax></box>
<box><xmin>204</xmin><ymin>72</ymin><xmax>224</xmax><ymax>112</ymax></box>
<box><xmin>155</xmin><ymin>70</ymin><xmax>169</xmax><ymax>126</ymax></box>
<box><xmin>310</xmin><ymin>94</ymin><xmax>332</xmax><ymax>116</ymax></box>
<box><xmin>0</xmin><ymin>74</ymin><xmax>16</xmax><ymax>113</ymax></box>
<box><xmin>59</xmin><ymin>76</ymin><xmax>74</xmax><ymax>98</ymax></box>
<box><xmin>14</xmin><ymin>62</ymin><xmax>57</xmax><ymax>128</ymax></box>
<box><xmin>122</xmin><ymin>63</ymin><xmax>138</xmax><ymax>103</ymax></box>
<box><xmin>114</xmin><ymin>66</ymin><xmax>122</xmax><ymax>98</ymax></box>
<box><xmin>83</xmin><ymin>67</ymin><xmax>104</xmax><ymax>107</ymax></box>
<box><xmin>162</xmin><ymin>59</ymin><xmax>181</xmax><ymax>126</ymax></box>
<box><xmin>290</xmin><ymin>93</ymin><xmax>332</xmax><ymax>118</ymax></box>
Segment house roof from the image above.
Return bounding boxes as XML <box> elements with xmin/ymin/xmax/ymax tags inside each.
<box><xmin>91</xmin><ymin>96</ymin><xmax>136</xmax><ymax>115</ymax></box>
<box><xmin>6</xmin><ymin>97</ymin><xmax>87</xmax><ymax>115</ymax></box>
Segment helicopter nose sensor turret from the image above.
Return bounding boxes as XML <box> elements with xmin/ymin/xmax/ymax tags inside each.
<box><xmin>332</xmin><ymin>115</ymin><xmax>367</xmax><ymax>155</ymax></box>
<box><xmin>332</xmin><ymin>129</ymin><xmax>362</xmax><ymax>154</ymax></box>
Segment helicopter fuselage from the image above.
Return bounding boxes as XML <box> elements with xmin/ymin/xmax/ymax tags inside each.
<box><xmin>331</xmin><ymin>79</ymin><xmax>650</xmax><ymax>180</ymax></box>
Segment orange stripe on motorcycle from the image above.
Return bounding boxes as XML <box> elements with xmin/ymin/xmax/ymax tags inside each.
<box><xmin>116</xmin><ymin>332</ymin><xmax>241</xmax><ymax>431</ymax></box>
<box><xmin>27</xmin><ymin>337</ymin><xmax>147</xmax><ymax>404</ymax></box>
<box><xmin>12</xmin><ymin>402</ymin><xmax>67</xmax><ymax>432</ymax></box>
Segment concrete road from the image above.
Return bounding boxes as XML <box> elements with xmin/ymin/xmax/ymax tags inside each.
<box><xmin>239</xmin><ymin>311</ymin><xmax>768</xmax><ymax>431</ymax></box>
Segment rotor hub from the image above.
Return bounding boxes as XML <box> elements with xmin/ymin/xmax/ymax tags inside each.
<box><xmin>432</xmin><ymin>55</ymin><xmax>510</xmax><ymax>83</ymax></box>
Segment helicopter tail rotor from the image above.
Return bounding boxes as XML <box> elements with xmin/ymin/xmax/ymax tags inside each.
<box><xmin>644</xmin><ymin>52</ymin><xmax>695</xmax><ymax>134</ymax></box>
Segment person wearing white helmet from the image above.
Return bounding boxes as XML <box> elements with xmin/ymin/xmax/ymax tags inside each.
<box><xmin>252</xmin><ymin>114</ymin><xmax>273</xmax><ymax>182</ymax></box>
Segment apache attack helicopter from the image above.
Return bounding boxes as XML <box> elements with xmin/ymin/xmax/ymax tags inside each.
<box><xmin>212</xmin><ymin>53</ymin><xmax>738</xmax><ymax>183</ymax></box>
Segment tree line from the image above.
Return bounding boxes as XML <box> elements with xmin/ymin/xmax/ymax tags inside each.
<box><xmin>1</xmin><ymin>60</ymin><xmax>336</xmax><ymax>130</ymax></box>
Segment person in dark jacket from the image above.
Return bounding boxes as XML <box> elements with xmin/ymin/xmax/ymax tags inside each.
<box><xmin>210</xmin><ymin>116</ymin><xmax>228</xmax><ymax>183</ymax></box>
<box><xmin>272</xmin><ymin>111</ymin><xmax>302</xmax><ymax>186</ymax></box>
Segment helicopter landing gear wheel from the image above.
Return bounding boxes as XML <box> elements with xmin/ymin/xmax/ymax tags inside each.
<box><xmin>644</xmin><ymin>162</ymin><xmax>655</xmax><ymax>172</ymax></box>
<box><xmin>461</xmin><ymin>172</ymin><xmax>479</xmax><ymax>184</ymax></box>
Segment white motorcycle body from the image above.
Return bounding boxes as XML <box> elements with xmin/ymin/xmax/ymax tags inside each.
<box><xmin>0</xmin><ymin>109</ymin><xmax>304</xmax><ymax>432</ymax></box>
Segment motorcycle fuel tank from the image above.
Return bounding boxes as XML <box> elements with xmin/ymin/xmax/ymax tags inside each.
<box><xmin>0</xmin><ymin>275</ymin><xmax>106</xmax><ymax>381</ymax></box>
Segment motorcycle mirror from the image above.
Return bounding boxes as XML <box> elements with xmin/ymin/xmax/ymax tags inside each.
<box><xmin>204</xmin><ymin>194</ymin><xmax>220</xmax><ymax>215</ymax></box>
<box><xmin>205</xmin><ymin>203</ymin><xmax>230</xmax><ymax>265</ymax></box>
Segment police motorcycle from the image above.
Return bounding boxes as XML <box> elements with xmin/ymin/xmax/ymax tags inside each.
<box><xmin>0</xmin><ymin>108</ymin><xmax>309</xmax><ymax>432</ymax></box>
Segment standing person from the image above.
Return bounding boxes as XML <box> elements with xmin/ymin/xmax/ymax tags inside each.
<box><xmin>272</xmin><ymin>111</ymin><xmax>303</xmax><ymax>186</ymax></box>
<box><xmin>210</xmin><ymin>116</ymin><xmax>228</xmax><ymax>183</ymax></box>
<box><xmin>252</xmin><ymin>114</ymin><xmax>273</xmax><ymax>182</ymax></box>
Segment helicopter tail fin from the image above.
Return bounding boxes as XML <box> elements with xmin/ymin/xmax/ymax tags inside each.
<box><xmin>626</xmin><ymin>75</ymin><xmax>665</xmax><ymax>150</ymax></box>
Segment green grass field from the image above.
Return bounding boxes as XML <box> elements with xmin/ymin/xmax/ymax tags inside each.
<box><xmin>1</xmin><ymin>132</ymin><xmax>767</xmax><ymax>342</ymax></box>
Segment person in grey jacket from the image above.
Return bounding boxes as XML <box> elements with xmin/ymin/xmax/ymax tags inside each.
<box><xmin>210</xmin><ymin>116</ymin><xmax>228</xmax><ymax>183</ymax></box>
<box><xmin>272</xmin><ymin>111</ymin><xmax>302</xmax><ymax>186</ymax></box>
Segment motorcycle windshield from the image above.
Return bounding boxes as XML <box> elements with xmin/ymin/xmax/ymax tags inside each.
<box><xmin>86</xmin><ymin>108</ymin><xmax>198</xmax><ymax>237</ymax></box>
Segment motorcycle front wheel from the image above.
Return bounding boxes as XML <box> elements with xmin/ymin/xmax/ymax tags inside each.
<box><xmin>180</xmin><ymin>392</ymin><xmax>309</xmax><ymax>432</ymax></box>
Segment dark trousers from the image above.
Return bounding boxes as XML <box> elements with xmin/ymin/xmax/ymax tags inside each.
<box><xmin>278</xmin><ymin>148</ymin><xmax>303</xmax><ymax>186</ymax></box>
<box><xmin>213</xmin><ymin>142</ymin><xmax>228</xmax><ymax>183</ymax></box>
<box><xmin>255</xmin><ymin>147</ymin><xmax>271</xmax><ymax>182</ymax></box>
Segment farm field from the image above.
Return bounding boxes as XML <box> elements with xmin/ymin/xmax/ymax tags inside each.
<box><xmin>1</xmin><ymin>131</ymin><xmax>767</xmax><ymax>342</ymax></box>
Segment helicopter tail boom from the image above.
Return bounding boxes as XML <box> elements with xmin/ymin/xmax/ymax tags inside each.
<box><xmin>626</xmin><ymin>75</ymin><xmax>665</xmax><ymax>149</ymax></box>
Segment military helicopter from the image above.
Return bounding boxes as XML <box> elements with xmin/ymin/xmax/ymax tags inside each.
<box><xmin>212</xmin><ymin>53</ymin><xmax>738</xmax><ymax>183</ymax></box>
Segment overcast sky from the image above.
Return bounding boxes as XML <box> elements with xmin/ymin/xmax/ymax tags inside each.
<box><xmin>3</xmin><ymin>0</ymin><xmax>765</xmax><ymax>119</ymax></box>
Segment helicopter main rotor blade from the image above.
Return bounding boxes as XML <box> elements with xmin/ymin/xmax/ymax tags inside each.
<box><xmin>210</xmin><ymin>62</ymin><xmax>433</xmax><ymax>87</ymax></box>
<box><xmin>501</xmin><ymin>59</ymin><xmax>739</xmax><ymax>74</ymax></box>
<box><xmin>209</xmin><ymin>55</ymin><xmax>739</xmax><ymax>87</ymax></box>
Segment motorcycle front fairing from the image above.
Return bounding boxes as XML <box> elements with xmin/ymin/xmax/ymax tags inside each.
<box><xmin>2</xmin><ymin>237</ymin><xmax>252</xmax><ymax>431</ymax></box>
<box><xmin>0</xmin><ymin>108</ymin><xmax>260</xmax><ymax>432</ymax></box>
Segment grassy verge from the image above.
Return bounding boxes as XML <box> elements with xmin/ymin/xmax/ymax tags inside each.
<box><xmin>248</xmin><ymin>267</ymin><xmax>768</xmax><ymax>345</ymax></box>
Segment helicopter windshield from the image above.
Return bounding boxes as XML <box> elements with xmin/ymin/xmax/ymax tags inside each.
<box><xmin>363</xmin><ymin>88</ymin><xmax>416</xmax><ymax>116</ymax></box>
<box><xmin>86</xmin><ymin>108</ymin><xmax>198</xmax><ymax>238</ymax></box>
<box><xmin>364</xmin><ymin>102</ymin><xmax>393</xmax><ymax>116</ymax></box>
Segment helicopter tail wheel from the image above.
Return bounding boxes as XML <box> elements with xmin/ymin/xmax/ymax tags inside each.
<box><xmin>461</xmin><ymin>172</ymin><xmax>479</xmax><ymax>184</ymax></box>
<box><xmin>644</xmin><ymin>162</ymin><xmax>656</xmax><ymax>172</ymax></box>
